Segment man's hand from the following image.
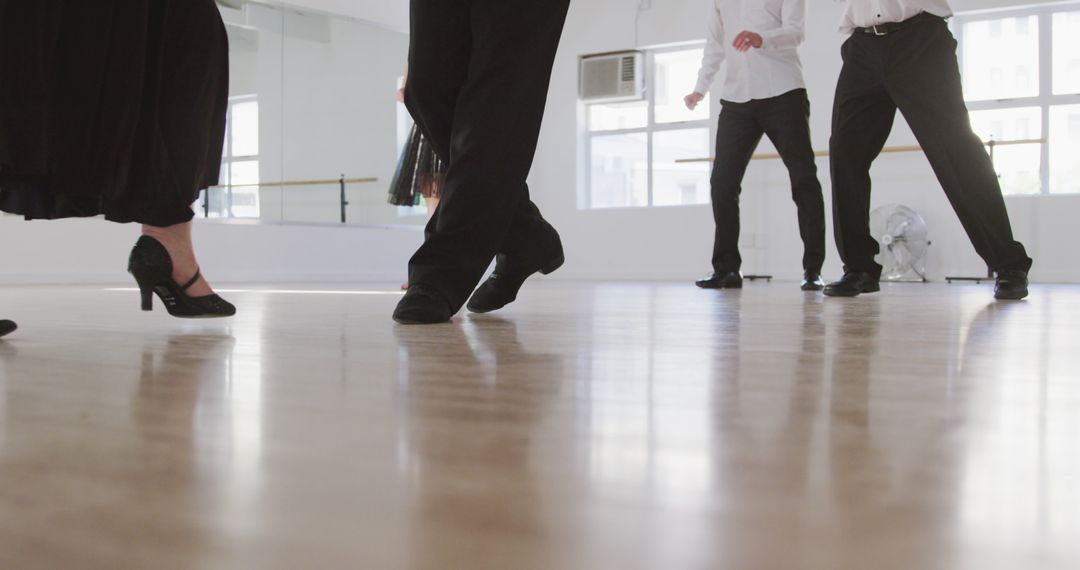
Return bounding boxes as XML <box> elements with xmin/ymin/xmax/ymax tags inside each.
<box><xmin>732</xmin><ymin>31</ymin><xmax>763</xmax><ymax>52</ymax></box>
<box><xmin>684</xmin><ymin>92</ymin><xmax>705</xmax><ymax>111</ymax></box>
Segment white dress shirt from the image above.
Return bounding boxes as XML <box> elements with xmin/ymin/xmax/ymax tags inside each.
<box><xmin>693</xmin><ymin>0</ymin><xmax>807</xmax><ymax>103</ymax></box>
<box><xmin>839</xmin><ymin>0</ymin><xmax>954</xmax><ymax>33</ymax></box>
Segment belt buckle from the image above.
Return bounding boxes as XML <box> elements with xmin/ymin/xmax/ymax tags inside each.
<box><xmin>872</xmin><ymin>24</ymin><xmax>886</xmax><ymax>36</ymax></box>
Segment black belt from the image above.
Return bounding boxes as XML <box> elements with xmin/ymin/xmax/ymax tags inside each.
<box><xmin>853</xmin><ymin>11</ymin><xmax>945</xmax><ymax>36</ymax></box>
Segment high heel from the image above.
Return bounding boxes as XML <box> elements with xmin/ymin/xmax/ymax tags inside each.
<box><xmin>128</xmin><ymin>236</ymin><xmax>236</xmax><ymax>319</ymax></box>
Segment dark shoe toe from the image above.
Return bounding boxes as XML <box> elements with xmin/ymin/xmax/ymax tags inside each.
<box><xmin>466</xmin><ymin>279</ymin><xmax>516</xmax><ymax>314</ymax></box>
<box><xmin>394</xmin><ymin>286</ymin><xmax>453</xmax><ymax>324</ymax></box>
<box><xmin>0</xmin><ymin>320</ymin><xmax>16</xmax><ymax>339</ymax></box>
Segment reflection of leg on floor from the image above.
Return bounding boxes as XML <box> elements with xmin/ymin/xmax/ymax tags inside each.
<box><xmin>394</xmin><ymin>318</ymin><xmax>565</xmax><ymax>566</ymax></box>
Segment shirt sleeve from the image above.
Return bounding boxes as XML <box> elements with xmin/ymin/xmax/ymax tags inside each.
<box><xmin>760</xmin><ymin>0</ymin><xmax>806</xmax><ymax>50</ymax></box>
<box><xmin>694</xmin><ymin>4</ymin><xmax>726</xmax><ymax>95</ymax></box>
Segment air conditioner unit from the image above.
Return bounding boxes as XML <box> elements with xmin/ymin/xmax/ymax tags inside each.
<box><xmin>579</xmin><ymin>50</ymin><xmax>645</xmax><ymax>103</ymax></box>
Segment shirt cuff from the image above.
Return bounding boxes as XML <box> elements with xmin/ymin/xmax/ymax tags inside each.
<box><xmin>694</xmin><ymin>77</ymin><xmax>712</xmax><ymax>96</ymax></box>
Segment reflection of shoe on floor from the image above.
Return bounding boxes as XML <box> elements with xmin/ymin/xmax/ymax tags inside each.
<box><xmin>801</xmin><ymin>272</ymin><xmax>825</xmax><ymax>292</ymax></box>
<box><xmin>695</xmin><ymin>272</ymin><xmax>743</xmax><ymax>289</ymax></box>
<box><xmin>994</xmin><ymin>270</ymin><xmax>1029</xmax><ymax>301</ymax></box>
<box><xmin>467</xmin><ymin>220</ymin><xmax>564</xmax><ymax>314</ymax></box>
<box><xmin>0</xmin><ymin>320</ymin><xmax>16</xmax><ymax>339</ymax></box>
<box><xmin>394</xmin><ymin>285</ymin><xmax>454</xmax><ymax>325</ymax></box>
<box><xmin>823</xmin><ymin>272</ymin><xmax>880</xmax><ymax>298</ymax></box>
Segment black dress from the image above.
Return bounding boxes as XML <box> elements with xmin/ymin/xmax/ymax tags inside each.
<box><xmin>0</xmin><ymin>0</ymin><xmax>229</xmax><ymax>227</ymax></box>
<box><xmin>388</xmin><ymin>124</ymin><xmax>446</xmax><ymax>207</ymax></box>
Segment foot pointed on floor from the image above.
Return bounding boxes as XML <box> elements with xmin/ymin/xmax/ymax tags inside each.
<box><xmin>0</xmin><ymin>320</ymin><xmax>16</xmax><ymax>339</ymax></box>
<box><xmin>394</xmin><ymin>285</ymin><xmax>454</xmax><ymax>325</ymax></box>
<box><xmin>467</xmin><ymin>221</ymin><xmax>565</xmax><ymax>314</ymax></box>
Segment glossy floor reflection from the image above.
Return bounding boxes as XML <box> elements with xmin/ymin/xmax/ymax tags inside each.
<box><xmin>1</xmin><ymin>282</ymin><xmax>1079</xmax><ymax>569</ymax></box>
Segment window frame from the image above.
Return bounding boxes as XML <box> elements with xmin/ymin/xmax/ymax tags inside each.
<box><xmin>582</xmin><ymin>43</ymin><xmax>714</xmax><ymax>210</ymax></box>
<box><xmin>955</xmin><ymin>2</ymin><xmax>1080</xmax><ymax>196</ymax></box>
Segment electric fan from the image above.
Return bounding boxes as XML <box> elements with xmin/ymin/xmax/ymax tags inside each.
<box><xmin>869</xmin><ymin>204</ymin><xmax>930</xmax><ymax>282</ymax></box>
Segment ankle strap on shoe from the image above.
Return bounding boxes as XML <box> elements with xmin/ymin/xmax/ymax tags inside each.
<box><xmin>181</xmin><ymin>269</ymin><xmax>202</xmax><ymax>292</ymax></box>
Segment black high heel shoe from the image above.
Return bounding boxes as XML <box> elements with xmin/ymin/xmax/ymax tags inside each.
<box><xmin>128</xmin><ymin>236</ymin><xmax>236</xmax><ymax>319</ymax></box>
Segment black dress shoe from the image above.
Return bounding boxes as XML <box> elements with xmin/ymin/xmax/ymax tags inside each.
<box><xmin>0</xmin><ymin>320</ymin><xmax>16</xmax><ymax>339</ymax></box>
<box><xmin>801</xmin><ymin>272</ymin><xmax>825</xmax><ymax>292</ymax></box>
<box><xmin>994</xmin><ymin>269</ymin><xmax>1029</xmax><ymax>301</ymax></box>
<box><xmin>394</xmin><ymin>285</ymin><xmax>454</xmax><ymax>324</ymax></box>
<box><xmin>695</xmin><ymin>272</ymin><xmax>743</xmax><ymax>289</ymax></box>
<box><xmin>823</xmin><ymin>272</ymin><xmax>880</xmax><ymax>297</ymax></box>
<box><xmin>466</xmin><ymin>221</ymin><xmax>564</xmax><ymax>314</ymax></box>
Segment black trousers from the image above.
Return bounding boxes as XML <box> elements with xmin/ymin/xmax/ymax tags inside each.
<box><xmin>830</xmin><ymin>16</ymin><xmax>1033</xmax><ymax>279</ymax></box>
<box><xmin>404</xmin><ymin>0</ymin><xmax>571</xmax><ymax>312</ymax></box>
<box><xmin>710</xmin><ymin>89</ymin><xmax>826</xmax><ymax>275</ymax></box>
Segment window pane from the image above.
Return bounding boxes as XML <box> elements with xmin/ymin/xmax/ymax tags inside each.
<box><xmin>962</xmin><ymin>16</ymin><xmax>1040</xmax><ymax>101</ymax></box>
<box><xmin>228</xmin><ymin>160</ymin><xmax>262</xmax><ymax>218</ymax></box>
<box><xmin>968</xmin><ymin>107</ymin><xmax>1043</xmax><ymax>195</ymax></box>
<box><xmin>230</xmin><ymin>100</ymin><xmax>260</xmax><ymax>157</ymax></box>
<box><xmin>204</xmin><ymin>166</ymin><xmax>228</xmax><ymax>218</ymax></box>
<box><xmin>588</xmin><ymin>101</ymin><xmax>648</xmax><ymax>131</ymax></box>
<box><xmin>229</xmin><ymin>160</ymin><xmax>260</xmax><ymax>186</ymax></box>
<box><xmin>590</xmin><ymin>133</ymin><xmax>648</xmax><ymax>208</ymax></box>
<box><xmin>1053</xmin><ymin>12</ymin><xmax>1080</xmax><ymax>95</ymax></box>
<box><xmin>652</xmin><ymin>129</ymin><xmax>711</xmax><ymax>206</ymax></box>
<box><xmin>654</xmin><ymin>49</ymin><xmax>710</xmax><ymax>124</ymax></box>
<box><xmin>1050</xmin><ymin>105</ymin><xmax>1080</xmax><ymax>194</ymax></box>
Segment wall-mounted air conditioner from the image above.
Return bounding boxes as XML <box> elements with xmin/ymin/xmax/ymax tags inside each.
<box><xmin>579</xmin><ymin>50</ymin><xmax>645</xmax><ymax>103</ymax></box>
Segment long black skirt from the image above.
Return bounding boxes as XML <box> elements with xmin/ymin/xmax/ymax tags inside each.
<box><xmin>0</xmin><ymin>0</ymin><xmax>229</xmax><ymax>227</ymax></box>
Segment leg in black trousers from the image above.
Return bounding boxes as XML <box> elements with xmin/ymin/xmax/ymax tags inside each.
<box><xmin>759</xmin><ymin>90</ymin><xmax>827</xmax><ymax>276</ymax></box>
<box><xmin>399</xmin><ymin>0</ymin><xmax>570</xmax><ymax>323</ymax></box>
<box><xmin>829</xmin><ymin>37</ymin><xmax>898</xmax><ymax>280</ymax></box>
<box><xmin>886</xmin><ymin>21</ymin><xmax>1032</xmax><ymax>275</ymax></box>
<box><xmin>829</xmin><ymin>19</ymin><xmax>1032</xmax><ymax>291</ymax></box>
<box><xmin>709</xmin><ymin>103</ymin><xmax>763</xmax><ymax>276</ymax></box>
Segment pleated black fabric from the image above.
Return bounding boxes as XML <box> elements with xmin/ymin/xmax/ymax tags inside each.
<box><xmin>0</xmin><ymin>0</ymin><xmax>229</xmax><ymax>226</ymax></box>
<box><xmin>388</xmin><ymin>124</ymin><xmax>446</xmax><ymax>207</ymax></box>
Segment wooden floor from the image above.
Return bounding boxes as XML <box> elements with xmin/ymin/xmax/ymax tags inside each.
<box><xmin>1</xmin><ymin>281</ymin><xmax>1079</xmax><ymax>569</ymax></box>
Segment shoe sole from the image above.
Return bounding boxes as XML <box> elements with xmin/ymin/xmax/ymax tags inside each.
<box><xmin>393</xmin><ymin>316</ymin><xmax>452</xmax><ymax>325</ymax></box>
<box><xmin>824</xmin><ymin>283</ymin><xmax>880</xmax><ymax>297</ymax></box>
<box><xmin>466</xmin><ymin>302</ymin><xmax>501</xmax><ymax>315</ymax></box>
<box><xmin>994</xmin><ymin>290</ymin><xmax>1029</xmax><ymax>301</ymax></box>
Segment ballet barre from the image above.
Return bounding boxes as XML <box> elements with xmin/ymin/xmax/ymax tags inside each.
<box><xmin>207</xmin><ymin>175</ymin><xmax>379</xmax><ymax>223</ymax></box>
<box><xmin>674</xmin><ymin>138</ymin><xmax>1045</xmax><ymax>164</ymax></box>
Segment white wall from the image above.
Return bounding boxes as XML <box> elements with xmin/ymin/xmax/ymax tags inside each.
<box><xmin>0</xmin><ymin>216</ymin><xmax>420</xmax><ymax>285</ymax></box>
<box><xmin>273</xmin><ymin>0</ymin><xmax>407</xmax><ymax>31</ymax></box>
<box><xmin>530</xmin><ymin>0</ymin><xmax>1080</xmax><ymax>283</ymax></box>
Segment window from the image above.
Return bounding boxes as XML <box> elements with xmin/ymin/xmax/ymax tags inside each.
<box><xmin>210</xmin><ymin>96</ymin><xmax>261</xmax><ymax>218</ymax></box>
<box><xmin>583</xmin><ymin>46</ymin><xmax>712</xmax><ymax>209</ymax></box>
<box><xmin>957</xmin><ymin>4</ymin><xmax>1080</xmax><ymax>195</ymax></box>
